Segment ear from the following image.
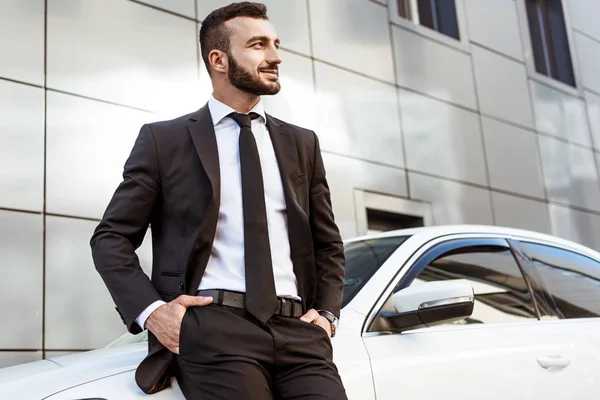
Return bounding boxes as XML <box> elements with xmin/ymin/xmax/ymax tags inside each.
<box><xmin>208</xmin><ymin>50</ymin><xmax>227</xmax><ymax>74</ymax></box>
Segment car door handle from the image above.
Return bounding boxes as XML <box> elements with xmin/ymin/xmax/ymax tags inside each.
<box><xmin>537</xmin><ymin>355</ymin><xmax>571</xmax><ymax>369</ymax></box>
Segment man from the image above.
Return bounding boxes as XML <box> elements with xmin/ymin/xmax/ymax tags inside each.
<box><xmin>90</xmin><ymin>2</ymin><xmax>347</xmax><ymax>399</ymax></box>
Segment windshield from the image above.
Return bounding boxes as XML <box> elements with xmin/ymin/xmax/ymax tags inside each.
<box><xmin>342</xmin><ymin>235</ymin><xmax>410</xmax><ymax>307</ymax></box>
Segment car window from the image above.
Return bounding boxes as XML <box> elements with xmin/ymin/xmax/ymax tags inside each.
<box><xmin>519</xmin><ymin>242</ymin><xmax>600</xmax><ymax>318</ymax></box>
<box><xmin>342</xmin><ymin>236</ymin><xmax>409</xmax><ymax>307</ymax></box>
<box><xmin>409</xmin><ymin>245</ymin><xmax>537</xmax><ymax>325</ymax></box>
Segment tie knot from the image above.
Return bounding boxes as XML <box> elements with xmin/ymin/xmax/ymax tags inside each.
<box><xmin>229</xmin><ymin>112</ymin><xmax>260</xmax><ymax>129</ymax></box>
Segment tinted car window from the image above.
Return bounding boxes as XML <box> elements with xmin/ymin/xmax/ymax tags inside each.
<box><xmin>411</xmin><ymin>246</ymin><xmax>537</xmax><ymax>324</ymax></box>
<box><xmin>342</xmin><ymin>236</ymin><xmax>409</xmax><ymax>307</ymax></box>
<box><xmin>520</xmin><ymin>242</ymin><xmax>600</xmax><ymax>318</ymax></box>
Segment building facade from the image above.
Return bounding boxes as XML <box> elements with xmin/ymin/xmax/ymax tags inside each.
<box><xmin>1</xmin><ymin>0</ymin><xmax>600</xmax><ymax>367</ymax></box>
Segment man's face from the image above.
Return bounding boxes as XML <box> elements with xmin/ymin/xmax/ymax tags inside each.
<box><xmin>224</xmin><ymin>17</ymin><xmax>282</xmax><ymax>96</ymax></box>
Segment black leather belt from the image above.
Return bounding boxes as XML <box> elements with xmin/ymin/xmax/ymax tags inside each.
<box><xmin>197</xmin><ymin>289</ymin><xmax>304</xmax><ymax>318</ymax></box>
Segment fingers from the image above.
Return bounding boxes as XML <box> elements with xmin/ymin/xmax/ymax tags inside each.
<box><xmin>300</xmin><ymin>308</ymin><xmax>320</xmax><ymax>323</ymax></box>
<box><xmin>168</xmin><ymin>336</ymin><xmax>180</xmax><ymax>355</ymax></box>
<box><xmin>172</xmin><ymin>296</ymin><xmax>212</xmax><ymax>353</ymax></box>
<box><xmin>167</xmin><ymin>311</ymin><xmax>185</xmax><ymax>355</ymax></box>
<box><xmin>177</xmin><ymin>294</ymin><xmax>213</xmax><ymax>308</ymax></box>
<box><xmin>146</xmin><ymin>308</ymin><xmax>181</xmax><ymax>354</ymax></box>
<box><xmin>300</xmin><ymin>311</ymin><xmax>332</xmax><ymax>338</ymax></box>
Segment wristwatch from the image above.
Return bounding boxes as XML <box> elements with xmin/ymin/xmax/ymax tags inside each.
<box><xmin>317</xmin><ymin>310</ymin><xmax>339</xmax><ymax>338</ymax></box>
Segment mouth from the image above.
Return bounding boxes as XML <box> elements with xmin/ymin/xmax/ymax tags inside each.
<box><xmin>260</xmin><ymin>69</ymin><xmax>279</xmax><ymax>78</ymax></box>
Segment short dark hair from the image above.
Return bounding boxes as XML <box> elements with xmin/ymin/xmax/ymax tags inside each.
<box><xmin>199</xmin><ymin>2</ymin><xmax>269</xmax><ymax>75</ymax></box>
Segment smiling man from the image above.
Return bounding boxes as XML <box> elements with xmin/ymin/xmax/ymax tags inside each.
<box><xmin>90</xmin><ymin>2</ymin><xmax>347</xmax><ymax>399</ymax></box>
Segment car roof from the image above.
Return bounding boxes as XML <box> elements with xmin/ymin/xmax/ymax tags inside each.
<box><xmin>344</xmin><ymin>224</ymin><xmax>600</xmax><ymax>260</ymax></box>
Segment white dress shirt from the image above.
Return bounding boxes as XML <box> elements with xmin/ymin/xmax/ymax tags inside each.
<box><xmin>135</xmin><ymin>95</ymin><xmax>298</xmax><ymax>329</ymax></box>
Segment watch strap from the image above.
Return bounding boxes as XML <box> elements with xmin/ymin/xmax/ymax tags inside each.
<box><xmin>317</xmin><ymin>309</ymin><xmax>337</xmax><ymax>323</ymax></box>
<box><xmin>317</xmin><ymin>310</ymin><xmax>338</xmax><ymax>338</ymax></box>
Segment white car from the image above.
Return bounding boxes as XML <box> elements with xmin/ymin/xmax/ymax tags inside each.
<box><xmin>2</xmin><ymin>225</ymin><xmax>599</xmax><ymax>399</ymax></box>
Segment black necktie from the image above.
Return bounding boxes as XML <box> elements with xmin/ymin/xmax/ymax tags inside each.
<box><xmin>228</xmin><ymin>112</ymin><xmax>278</xmax><ymax>323</ymax></box>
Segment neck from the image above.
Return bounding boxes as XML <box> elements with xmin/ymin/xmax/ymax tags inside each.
<box><xmin>212</xmin><ymin>84</ymin><xmax>260</xmax><ymax>114</ymax></box>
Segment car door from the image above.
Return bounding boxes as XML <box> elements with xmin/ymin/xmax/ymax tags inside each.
<box><xmin>515</xmin><ymin>240</ymin><xmax>600</xmax><ymax>399</ymax></box>
<box><xmin>362</xmin><ymin>237</ymin><xmax>576</xmax><ymax>400</ymax></box>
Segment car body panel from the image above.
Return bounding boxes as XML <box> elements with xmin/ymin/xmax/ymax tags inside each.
<box><xmin>0</xmin><ymin>312</ymin><xmax>375</xmax><ymax>400</ymax></box>
<box><xmin>44</xmin><ymin>370</ymin><xmax>185</xmax><ymax>400</ymax></box>
<box><xmin>364</xmin><ymin>318</ymin><xmax>600</xmax><ymax>400</ymax></box>
<box><xmin>1</xmin><ymin>224</ymin><xmax>599</xmax><ymax>399</ymax></box>
<box><xmin>0</xmin><ymin>360</ymin><xmax>60</xmax><ymax>385</ymax></box>
<box><xmin>0</xmin><ymin>348</ymin><xmax>142</xmax><ymax>399</ymax></box>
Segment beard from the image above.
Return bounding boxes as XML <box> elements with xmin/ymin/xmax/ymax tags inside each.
<box><xmin>227</xmin><ymin>53</ymin><xmax>281</xmax><ymax>96</ymax></box>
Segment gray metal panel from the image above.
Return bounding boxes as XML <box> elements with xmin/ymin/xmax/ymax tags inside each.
<box><xmin>45</xmin><ymin>91</ymin><xmax>151</xmax><ymax>219</ymax></box>
<box><xmin>0</xmin><ymin>0</ymin><xmax>44</xmax><ymax>85</ymax></box>
<box><xmin>44</xmin><ymin>216</ymin><xmax>153</xmax><ymax>349</ymax></box>
<box><xmin>548</xmin><ymin>203</ymin><xmax>600</xmax><ymax>251</ymax></box>
<box><xmin>47</xmin><ymin>0</ymin><xmax>198</xmax><ymax>112</ymax></box>
<box><xmin>464</xmin><ymin>0</ymin><xmax>523</xmax><ymax>61</ymax></box>
<box><xmin>322</xmin><ymin>153</ymin><xmax>407</xmax><ymax>239</ymax></box>
<box><xmin>309</xmin><ymin>0</ymin><xmax>395</xmax><ymax>83</ymax></box>
<box><xmin>538</xmin><ymin>135</ymin><xmax>600</xmax><ymax>212</ymax></box>
<box><xmin>409</xmin><ymin>172</ymin><xmax>494</xmax><ymax>225</ymax></box>
<box><xmin>585</xmin><ymin>90</ymin><xmax>600</xmax><ymax>151</ymax></box>
<box><xmin>0</xmin><ymin>81</ymin><xmax>44</xmax><ymax>212</ymax></box>
<box><xmin>530</xmin><ymin>81</ymin><xmax>592</xmax><ymax>147</ymax></box>
<box><xmin>262</xmin><ymin>51</ymin><xmax>317</xmax><ymax>131</ymax></box>
<box><xmin>197</xmin><ymin>0</ymin><xmax>311</xmax><ymax>56</ymax></box>
<box><xmin>314</xmin><ymin>62</ymin><xmax>404</xmax><ymax>168</ymax></box>
<box><xmin>481</xmin><ymin>117</ymin><xmax>545</xmax><ymax>199</ymax></box>
<box><xmin>472</xmin><ymin>45</ymin><xmax>534</xmax><ymax>128</ymax></box>
<box><xmin>400</xmin><ymin>89</ymin><xmax>486</xmax><ymax>185</ymax></box>
<box><xmin>574</xmin><ymin>33</ymin><xmax>600</xmax><ymax>94</ymax></box>
<box><xmin>392</xmin><ymin>26</ymin><xmax>477</xmax><ymax>109</ymax></box>
<box><xmin>0</xmin><ymin>211</ymin><xmax>43</xmax><ymax>349</ymax></box>
<box><xmin>492</xmin><ymin>192</ymin><xmax>551</xmax><ymax>234</ymax></box>
<box><xmin>567</xmin><ymin>0</ymin><xmax>600</xmax><ymax>45</ymax></box>
<box><xmin>136</xmin><ymin>0</ymin><xmax>195</xmax><ymax>18</ymax></box>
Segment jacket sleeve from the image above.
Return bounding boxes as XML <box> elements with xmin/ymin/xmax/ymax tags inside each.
<box><xmin>309</xmin><ymin>132</ymin><xmax>346</xmax><ymax>318</ymax></box>
<box><xmin>90</xmin><ymin>124</ymin><xmax>163</xmax><ymax>334</ymax></box>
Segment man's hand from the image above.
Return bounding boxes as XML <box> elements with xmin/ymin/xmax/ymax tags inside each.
<box><xmin>300</xmin><ymin>308</ymin><xmax>332</xmax><ymax>338</ymax></box>
<box><xmin>145</xmin><ymin>295</ymin><xmax>213</xmax><ymax>354</ymax></box>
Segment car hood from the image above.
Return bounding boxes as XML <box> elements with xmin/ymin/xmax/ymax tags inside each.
<box><xmin>0</xmin><ymin>343</ymin><xmax>148</xmax><ymax>399</ymax></box>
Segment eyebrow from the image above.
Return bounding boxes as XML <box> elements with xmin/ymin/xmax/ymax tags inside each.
<box><xmin>246</xmin><ymin>35</ymin><xmax>280</xmax><ymax>46</ymax></box>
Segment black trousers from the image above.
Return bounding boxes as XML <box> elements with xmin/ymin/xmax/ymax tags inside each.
<box><xmin>175</xmin><ymin>303</ymin><xmax>348</xmax><ymax>400</ymax></box>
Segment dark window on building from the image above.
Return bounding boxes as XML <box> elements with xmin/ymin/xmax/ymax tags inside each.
<box><xmin>519</xmin><ymin>242</ymin><xmax>600</xmax><ymax>318</ymax></box>
<box><xmin>397</xmin><ymin>0</ymin><xmax>460</xmax><ymax>40</ymax></box>
<box><xmin>342</xmin><ymin>236</ymin><xmax>409</xmax><ymax>307</ymax></box>
<box><xmin>409</xmin><ymin>246</ymin><xmax>538</xmax><ymax>324</ymax></box>
<box><xmin>525</xmin><ymin>0</ymin><xmax>575</xmax><ymax>87</ymax></box>
<box><xmin>397</xmin><ymin>0</ymin><xmax>412</xmax><ymax>19</ymax></box>
<box><xmin>366</xmin><ymin>208</ymin><xmax>424</xmax><ymax>233</ymax></box>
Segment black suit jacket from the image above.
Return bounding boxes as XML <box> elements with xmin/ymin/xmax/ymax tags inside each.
<box><xmin>90</xmin><ymin>104</ymin><xmax>345</xmax><ymax>394</ymax></box>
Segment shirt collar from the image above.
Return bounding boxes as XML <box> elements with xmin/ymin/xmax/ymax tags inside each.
<box><xmin>207</xmin><ymin>94</ymin><xmax>266</xmax><ymax>127</ymax></box>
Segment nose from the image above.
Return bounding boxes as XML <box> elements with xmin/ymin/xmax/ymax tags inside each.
<box><xmin>266</xmin><ymin>44</ymin><xmax>282</xmax><ymax>65</ymax></box>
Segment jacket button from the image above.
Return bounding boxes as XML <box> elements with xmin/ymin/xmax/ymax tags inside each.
<box><xmin>179</xmin><ymin>281</ymin><xmax>184</xmax><ymax>291</ymax></box>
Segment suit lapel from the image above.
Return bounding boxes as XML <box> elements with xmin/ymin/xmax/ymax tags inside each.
<box><xmin>188</xmin><ymin>104</ymin><xmax>220</xmax><ymax>207</ymax></box>
<box><xmin>266</xmin><ymin>114</ymin><xmax>300</xmax><ymax>203</ymax></box>
<box><xmin>266</xmin><ymin>114</ymin><xmax>310</xmax><ymax>277</ymax></box>
<box><xmin>185</xmin><ymin>105</ymin><xmax>221</xmax><ymax>294</ymax></box>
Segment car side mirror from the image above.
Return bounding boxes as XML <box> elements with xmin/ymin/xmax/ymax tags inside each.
<box><xmin>381</xmin><ymin>281</ymin><xmax>475</xmax><ymax>333</ymax></box>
